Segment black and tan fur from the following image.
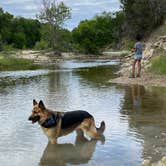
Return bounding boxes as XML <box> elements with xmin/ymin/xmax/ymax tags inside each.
<box><xmin>28</xmin><ymin>100</ymin><xmax>105</xmax><ymax>144</ymax></box>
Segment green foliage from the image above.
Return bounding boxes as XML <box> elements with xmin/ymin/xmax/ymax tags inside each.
<box><xmin>72</xmin><ymin>12</ymin><xmax>125</xmax><ymax>54</ymax></box>
<box><xmin>0</xmin><ymin>56</ymin><xmax>41</xmax><ymax>71</ymax></box>
<box><xmin>122</xmin><ymin>37</ymin><xmax>135</xmax><ymax>49</ymax></box>
<box><xmin>150</xmin><ymin>55</ymin><xmax>166</xmax><ymax>74</ymax></box>
<box><xmin>120</xmin><ymin>0</ymin><xmax>166</xmax><ymax>38</ymax></box>
<box><xmin>34</xmin><ymin>40</ymin><xmax>49</xmax><ymax>50</ymax></box>
<box><xmin>37</xmin><ymin>0</ymin><xmax>71</xmax><ymax>50</ymax></box>
<box><xmin>0</xmin><ymin>34</ymin><xmax>3</xmax><ymax>51</ymax></box>
<box><xmin>3</xmin><ymin>44</ymin><xmax>15</xmax><ymax>51</ymax></box>
<box><xmin>0</xmin><ymin>8</ymin><xmax>41</xmax><ymax>49</ymax></box>
<box><xmin>0</xmin><ymin>0</ymin><xmax>166</xmax><ymax>54</ymax></box>
<box><xmin>12</xmin><ymin>33</ymin><xmax>26</xmax><ymax>49</ymax></box>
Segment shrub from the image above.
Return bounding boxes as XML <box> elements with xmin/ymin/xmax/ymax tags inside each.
<box><xmin>34</xmin><ymin>40</ymin><xmax>48</xmax><ymax>50</ymax></box>
<box><xmin>0</xmin><ymin>57</ymin><xmax>41</xmax><ymax>71</ymax></box>
<box><xmin>150</xmin><ymin>55</ymin><xmax>166</xmax><ymax>74</ymax></box>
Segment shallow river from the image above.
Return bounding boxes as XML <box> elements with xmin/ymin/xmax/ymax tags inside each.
<box><xmin>0</xmin><ymin>60</ymin><xmax>166</xmax><ymax>166</ymax></box>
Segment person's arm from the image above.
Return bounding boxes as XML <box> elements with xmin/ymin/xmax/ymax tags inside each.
<box><xmin>131</xmin><ymin>43</ymin><xmax>137</xmax><ymax>53</ymax></box>
<box><xmin>131</xmin><ymin>48</ymin><xmax>136</xmax><ymax>53</ymax></box>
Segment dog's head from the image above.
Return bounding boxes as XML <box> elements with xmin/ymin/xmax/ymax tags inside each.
<box><xmin>28</xmin><ymin>99</ymin><xmax>48</xmax><ymax>124</ymax></box>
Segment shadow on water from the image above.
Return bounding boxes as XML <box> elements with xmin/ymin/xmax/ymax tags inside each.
<box><xmin>40</xmin><ymin>131</ymin><xmax>105</xmax><ymax>166</ymax></box>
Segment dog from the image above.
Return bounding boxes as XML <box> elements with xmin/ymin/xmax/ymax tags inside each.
<box><xmin>28</xmin><ymin>100</ymin><xmax>105</xmax><ymax>144</ymax></box>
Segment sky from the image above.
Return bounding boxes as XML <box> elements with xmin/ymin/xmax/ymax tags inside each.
<box><xmin>0</xmin><ymin>0</ymin><xmax>121</xmax><ymax>30</ymax></box>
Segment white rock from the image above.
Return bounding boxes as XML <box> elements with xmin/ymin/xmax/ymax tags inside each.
<box><xmin>141</xmin><ymin>159</ymin><xmax>151</xmax><ymax>166</ymax></box>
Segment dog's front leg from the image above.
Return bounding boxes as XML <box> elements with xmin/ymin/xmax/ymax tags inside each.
<box><xmin>49</xmin><ymin>137</ymin><xmax>57</xmax><ymax>144</ymax></box>
<box><xmin>49</xmin><ymin>119</ymin><xmax>62</xmax><ymax>144</ymax></box>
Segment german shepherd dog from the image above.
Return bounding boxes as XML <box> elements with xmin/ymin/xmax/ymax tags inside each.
<box><xmin>28</xmin><ymin>100</ymin><xmax>105</xmax><ymax>144</ymax></box>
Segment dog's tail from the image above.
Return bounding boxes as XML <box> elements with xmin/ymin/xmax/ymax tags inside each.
<box><xmin>96</xmin><ymin>121</ymin><xmax>105</xmax><ymax>135</ymax></box>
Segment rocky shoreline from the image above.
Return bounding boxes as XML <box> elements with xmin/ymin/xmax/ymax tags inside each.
<box><xmin>15</xmin><ymin>49</ymin><xmax>126</xmax><ymax>64</ymax></box>
<box><xmin>109</xmin><ymin>73</ymin><xmax>166</xmax><ymax>88</ymax></box>
<box><xmin>141</xmin><ymin>156</ymin><xmax>166</xmax><ymax>166</ymax></box>
<box><xmin>109</xmin><ymin>35</ymin><xmax>166</xmax><ymax>88</ymax></box>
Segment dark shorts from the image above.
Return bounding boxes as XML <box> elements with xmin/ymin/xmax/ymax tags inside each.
<box><xmin>134</xmin><ymin>54</ymin><xmax>142</xmax><ymax>60</ymax></box>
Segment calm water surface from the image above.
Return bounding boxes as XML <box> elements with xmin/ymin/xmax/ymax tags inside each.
<box><xmin>0</xmin><ymin>60</ymin><xmax>166</xmax><ymax>166</ymax></box>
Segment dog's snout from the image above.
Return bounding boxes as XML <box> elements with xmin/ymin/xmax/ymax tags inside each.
<box><xmin>28</xmin><ymin>116</ymin><xmax>32</xmax><ymax>121</ymax></box>
<box><xmin>28</xmin><ymin>115</ymin><xmax>40</xmax><ymax>123</ymax></box>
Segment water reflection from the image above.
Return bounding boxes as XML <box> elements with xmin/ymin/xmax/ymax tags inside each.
<box><xmin>121</xmin><ymin>85</ymin><xmax>166</xmax><ymax>161</ymax></box>
<box><xmin>75</xmin><ymin>65</ymin><xmax>118</xmax><ymax>86</ymax></box>
<box><xmin>1</xmin><ymin>60</ymin><xmax>166</xmax><ymax>166</ymax></box>
<box><xmin>40</xmin><ymin>130</ymin><xmax>104</xmax><ymax>166</ymax></box>
<box><xmin>131</xmin><ymin>85</ymin><xmax>145</xmax><ymax>110</ymax></box>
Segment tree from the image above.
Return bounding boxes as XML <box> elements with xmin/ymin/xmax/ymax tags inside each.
<box><xmin>12</xmin><ymin>33</ymin><xmax>26</xmax><ymax>49</ymax></box>
<box><xmin>72</xmin><ymin>12</ymin><xmax>125</xmax><ymax>54</ymax></box>
<box><xmin>0</xmin><ymin>7</ymin><xmax>41</xmax><ymax>49</ymax></box>
<box><xmin>120</xmin><ymin>0</ymin><xmax>166</xmax><ymax>37</ymax></box>
<box><xmin>37</xmin><ymin>0</ymin><xmax>71</xmax><ymax>51</ymax></box>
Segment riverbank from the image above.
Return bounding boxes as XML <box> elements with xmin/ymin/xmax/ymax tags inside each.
<box><xmin>0</xmin><ymin>52</ymin><xmax>43</xmax><ymax>71</ymax></box>
<box><xmin>0</xmin><ymin>49</ymin><xmax>122</xmax><ymax>71</ymax></box>
<box><xmin>18</xmin><ymin>50</ymin><xmax>125</xmax><ymax>62</ymax></box>
<box><xmin>141</xmin><ymin>156</ymin><xmax>166</xmax><ymax>166</ymax></box>
<box><xmin>109</xmin><ymin>35</ymin><xmax>166</xmax><ymax>88</ymax></box>
<box><xmin>109</xmin><ymin>73</ymin><xmax>166</xmax><ymax>88</ymax></box>
<box><xmin>0</xmin><ymin>48</ymin><xmax>127</xmax><ymax>71</ymax></box>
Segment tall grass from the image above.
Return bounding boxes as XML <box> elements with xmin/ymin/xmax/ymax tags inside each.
<box><xmin>0</xmin><ymin>56</ymin><xmax>41</xmax><ymax>71</ymax></box>
<box><xmin>150</xmin><ymin>55</ymin><xmax>166</xmax><ymax>74</ymax></box>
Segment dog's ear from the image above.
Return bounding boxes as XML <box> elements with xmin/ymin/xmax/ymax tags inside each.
<box><xmin>39</xmin><ymin>100</ymin><xmax>45</xmax><ymax>110</ymax></box>
<box><xmin>33</xmin><ymin>99</ymin><xmax>38</xmax><ymax>106</ymax></box>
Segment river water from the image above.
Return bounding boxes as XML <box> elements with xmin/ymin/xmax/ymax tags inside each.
<box><xmin>0</xmin><ymin>60</ymin><xmax>166</xmax><ymax>166</ymax></box>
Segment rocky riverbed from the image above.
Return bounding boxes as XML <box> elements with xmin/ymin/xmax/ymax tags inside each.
<box><xmin>141</xmin><ymin>156</ymin><xmax>166</xmax><ymax>166</ymax></box>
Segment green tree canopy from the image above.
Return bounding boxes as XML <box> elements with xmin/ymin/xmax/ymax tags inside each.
<box><xmin>72</xmin><ymin>12</ymin><xmax>125</xmax><ymax>54</ymax></box>
<box><xmin>120</xmin><ymin>0</ymin><xmax>166</xmax><ymax>37</ymax></box>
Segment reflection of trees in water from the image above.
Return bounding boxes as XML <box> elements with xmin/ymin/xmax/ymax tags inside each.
<box><xmin>45</xmin><ymin>71</ymin><xmax>73</xmax><ymax>109</ymax></box>
<box><xmin>121</xmin><ymin>85</ymin><xmax>166</xmax><ymax>161</ymax></box>
<box><xmin>75</xmin><ymin>65</ymin><xmax>118</xmax><ymax>86</ymax></box>
<box><xmin>40</xmin><ymin>131</ymin><xmax>104</xmax><ymax>166</ymax></box>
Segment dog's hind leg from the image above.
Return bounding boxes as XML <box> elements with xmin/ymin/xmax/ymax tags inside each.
<box><xmin>86</xmin><ymin>119</ymin><xmax>101</xmax><ymax>139</ymax></box>
<box><xmin>83</xmin><ymin>118</ymin><xmax>106</xmax><ymax>141</ymax></box>
<box><xmin>79</xmin><ymin>118</ymin><xmax>103</xmax><ymax>140</ymax></box>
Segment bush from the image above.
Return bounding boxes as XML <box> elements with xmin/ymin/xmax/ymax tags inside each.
<box><xmin>0</xmin><ymin>56</ymin><xmax>42</xmax><ymax>71</ymax></box>
<box><xmin>34</xmin><ymin>40</ymin><xmax>48</xmax><ymax>50</ymax></box>
<box><xmin>122</xmin><ymin>37</ymin><xmax>135</xmax><ymax>50</ymax></box>
<box><xmin>3</xmin><ymin>44</ymin><xmax>15</xmax><ymax>51</ymax></box>
<box><xmin>150</xmin><ymin>55</ymin><xmax>166</xmax><ymax>74</ymax></box>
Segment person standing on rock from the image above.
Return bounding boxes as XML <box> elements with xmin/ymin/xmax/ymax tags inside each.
<box><xmin>130</xmin><ymin>34</ymin><xmax>143</xmax><ymax>78</ymax></box>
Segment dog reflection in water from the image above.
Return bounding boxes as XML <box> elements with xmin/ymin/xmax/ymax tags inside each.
<box><xmin>40</xmin><ymin>129</ymin><xmax>105</xmax><ymax>166</ymax></box>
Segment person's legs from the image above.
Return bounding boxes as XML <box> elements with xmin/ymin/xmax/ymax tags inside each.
<box><xmin>137</xmin><ymin>59</ymin><xmax>141</xmax><ymax>77</ymax></box>
<box><xmin>131</xmin><ymin>59</ymin><xmax>137</xmax><ymax>77</ymax></box>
